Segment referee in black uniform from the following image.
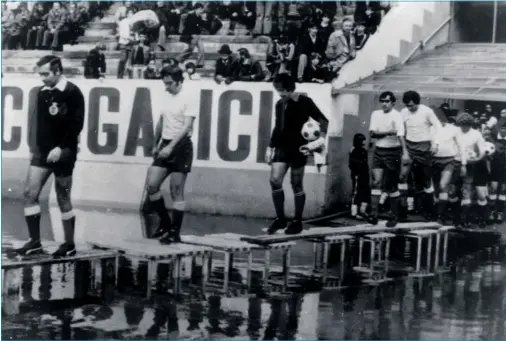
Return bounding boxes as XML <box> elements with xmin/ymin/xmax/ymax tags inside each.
<box><xmin>16</xmin><ymin>55</ymin><xmax>85</xmax><ymax>258</ymax></box>
<box><xmin>265</xmin><ymin>73</ymin><xmax>329</xmax><ymax>235</ymax></box>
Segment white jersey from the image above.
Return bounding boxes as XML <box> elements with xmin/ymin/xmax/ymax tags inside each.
<box><xmin>455</xmin><ymin>128</ymin><xmax>486</xmax><ymax>162</ymax></box>
<box><xmin>369</xmin><ymin>109</ymin><xmax>404</xmax><ymax>148</ymax></box>
<box><xmin>431</xmin><ymin>123</ymin><xmax>460</xmax><ymax>158</ymax></box>
<box><xmin>401</xmin><ymin>104</ymin><xmax>442</xmax><ymax>143</ymax></box>
<box><xmin>161</xmin><ymin>86</ymin><xmax>199</xmax><ymax>140</ymax></box>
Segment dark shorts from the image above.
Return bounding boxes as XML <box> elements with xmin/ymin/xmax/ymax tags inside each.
<box><xmin>454</xmin><ymin>160</ymin><xmax>489</xmax><ymax>187</ymax></box>
<box><xmin>152</xmin><ymin>137</ymin><xmax>193</xmax><ymax>173</ymax></box>
<box><xmin>490</xmin><ymin>155</ymin><xmax>506</xmax><ymax>183</ymax></box>
<box><xmin>271</xmin><ymin>147</ymin><xmax>307</xmax><ymax>168</ymax></box>
<box><xmin>372</xmin><ymin>147</ymin><xmax>401</xmax><ymax>171</ymax></box>
<box><xmin>432</xmin><ymin>156</ymin><xmax>456</xmax><ymax>175</ymax></box>
<box><xmin>30</xmin><ymin>149</ymin><xmax>77</xmax><ymax>177</ymax></box>
<box><xmin>406</xmin><ymin>140</ymin><xmax>432</xmax><ymax>167</ymax></box>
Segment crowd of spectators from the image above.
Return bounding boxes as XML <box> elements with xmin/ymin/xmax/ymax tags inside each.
<box><xmin>2</xmin><ymin>1</ymin><xmax>110</xmax><ymax>51</ymax></box>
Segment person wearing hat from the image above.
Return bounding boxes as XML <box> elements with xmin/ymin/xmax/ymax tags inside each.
<box><xmin>214</xmin><ymin>44</ymin><xmax>238</xmax><ymax>85</ymax></box>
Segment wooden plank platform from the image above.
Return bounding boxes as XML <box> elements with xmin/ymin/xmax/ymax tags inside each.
<box><xmin>2</xmin><ymin>241</ymin><xmax>117</xmax><ymax>270</ymax></box>
<box><xmin>241</xmin><ymin>222</ymin><xmax>443</xmax><ymax>246</ymax></box>
<box><xmin>182</xmin><ymin>233</ymin><xmax>295</xmax><ymax>251</ymax></box>
<box><xmin>89</xmin><ymin>239</ymin><xmax>212</xmax><ymax>260</ymax></box>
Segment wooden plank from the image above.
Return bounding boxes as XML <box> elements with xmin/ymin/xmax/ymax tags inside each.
<box><xmin>205</xmin><ymin>233</ymin><xmax>295</xmax><ymax>249</ymax></box>
<box><xmin>240</xmin><ymin>221</ymin><xmax>442</xmax><ymax>246</ymax></box>
<box><xmin>182</xmin><ymin>234</ymin><xmax>256</xmax><ymax>252</ymax></box>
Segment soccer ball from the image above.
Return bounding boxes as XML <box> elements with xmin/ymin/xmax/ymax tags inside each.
<box><xmin>301</xmin><ymin>120</ymin><xmax>321</xmax><ymax>141</ymax></box>
<box><xmin>485</xmin><ymin>141</ymin><xmax>496</xmax><ymax>155</ymax></box>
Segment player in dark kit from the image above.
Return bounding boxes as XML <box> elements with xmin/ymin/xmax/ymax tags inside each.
<box><xmin>15</xmin><ymin>55</ymin><xmax>85</xmax><ymax>257</ymax></box>
<box><xmin>265</xmin><ymin>74</ymin><xmax>329</xmax><ymax>235</ymax></box>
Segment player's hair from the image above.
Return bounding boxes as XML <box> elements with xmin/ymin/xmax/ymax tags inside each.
<box><xmin>273</xmin><ymin>73</ymin><xmax>296</xmax><ymax>92</ymax></box>
<box><xmin>193</xmin><ymin>2</ymin><xmax>204</xmax><ymax>10</ymax></box>
<box><xmin>379</xmin><ymin>91</ymin><xmax>396</xmax><ymax>103</ymax></box>
<box><xmin>455</xmin><ymin>112</ymin><xmax>474</xmax><ymax>126</ymax></box>
<box><xmin>35</xmin><ymin>55</ymin><xmax>63</xmax><ymax>73</ymax></box>
<box><xmin>402</xmin><ymin>90</ymin><xmax>421</xmax><ymax>105</ymax></box>
<box><xmin>160</xmin><ymin>65</ymin><xmax>184</xmax><ymax>83</ymax></box>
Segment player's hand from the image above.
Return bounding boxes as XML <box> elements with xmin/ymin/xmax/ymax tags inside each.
<box><xmin>430</xmin><ymin>143</ymin><xmax>439</xmax><ymax>155</ymax></box>
<box><xmin>265</xmin><ymin>147</ymin><xmax>274</xmax><ymax>165</ymax></box>
<box><xmin>401</xmin><ymin>151</ymin><xmax>411</xmax><ymax>164</ymax></box>
<box><xmin>460</xmin><ymin>164</ymin><xmax>467</xmax><ymax>177</ymax></box>
<box><xmin>299</xmin><ymin>145</ymin><xmax>311</xmax><ymax>156</ymax></box>
<box><xmin>158</xmin><ymin>145</ymin><xmax>174</xmax><ymax>159</ymax></box>
<box><xmin>46</xmin><ymin>147</ymin><xmax>62</xmax><ymax>163</ymax></box>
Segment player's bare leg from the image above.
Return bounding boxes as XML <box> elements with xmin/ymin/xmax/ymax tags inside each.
<box><xmin>268</xmin><ymin>162</ymin><xmax>289</xmax><ymax>235</ymax></box>
<box><xmin>368</xmin><ymin>168</ymin><xmax>384</xmax><ymax>225</ymax></box>
<box><xmin>145</xmin><ymin>166</ymin><xmax>172</xmax><ymax>238</ymax></box>
<box><xmin>16</xmin><ymin>166</ymin><xmax>52</xmax><ymax>256</ymax></box>
<box><xmin>436</xmin><ymin>167</ymin><xmax>453</xmax><ymax>225</ymax></box>
<box><xmin>285</xmin><ymin>166</ymin><xmax>305</xmax><ymax>235</ymax></box>
<box><xmin>52</xmin><ymin>175</ymin><xmax>77</xmax><ymax>257</ymax></box>
<box><xmin>398</xmin><ymin>159</ymin><xmax>412</xmax><ymax>219</ymax></box>
<box><xmin>159</xmin><ymin>172</ymin><xmax>188</xmax><ymax>244</ymax></box>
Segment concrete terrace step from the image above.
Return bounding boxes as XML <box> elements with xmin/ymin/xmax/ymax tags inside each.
<box><xmin>78</xmin><ymin>34</ymin><xmax>271</xmax><ymax>45</ymax></box>
<box><xmin>84</xmin><ymin>28</ymin><xmax>115</xmax><ymax>37</ymax></box>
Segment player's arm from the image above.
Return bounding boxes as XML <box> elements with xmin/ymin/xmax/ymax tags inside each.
<box><xmin>60</xmin><ymin>86</ymin><xmax>85</xmax><ymax>150</ymax></box>
<box><xmin>153</xmin><ymin>115</ymin><xmax>163</xmax><ymax>153</ymax></box>
<box><xmin>395</xmin><ymin>113</ymin><xmax>409</xmax><ymax>158</ymax></box>
<box><xmin>268</xmin><ymin>101</ymin><xmax>282</xmax><ymax>149</ymax></box>
<box><xmin>307</xmin><ymin>97</ymin><xmax>328</xmax><ymax>138</ymax></box>
<box><xmin>453</xmin><ymin>132</ymin><xmax>467</xmax><ymax>167</ymax></box>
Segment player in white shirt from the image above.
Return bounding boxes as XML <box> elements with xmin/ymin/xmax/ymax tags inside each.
<box><xmin>430</xmin><ymin>114</ymin><xmax>466</xmax><ymax>225</ymax></box>
<box><xmin>399</xmin><ymin>91</ymin><xmax>443</xmax><ymax>220</ymax></box>
<box><xmin>141</xmin><ymin>66</ymin><xmax>198</xmax><ymax>244</ymax></box>
<box><xmin>454</xmin><ymin>112</ymin><xmax>488</xmax><ymax>228</ymax></box>
<box><xmin>367</xmin><ymin>91</ymin><xmax>408</xmax><ymax>227</ymax></box>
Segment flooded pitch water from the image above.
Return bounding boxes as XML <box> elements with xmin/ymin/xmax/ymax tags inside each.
<box><xmin>2</xmin><ymin>198</ymin><xmax>506</xmax><ymax>340</ymax></box>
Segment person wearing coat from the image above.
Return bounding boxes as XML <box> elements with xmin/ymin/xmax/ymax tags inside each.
<box><xmin>325</xmin><ymin>18</ymin><xmax>356</xmax><ymax>70</ymax></box>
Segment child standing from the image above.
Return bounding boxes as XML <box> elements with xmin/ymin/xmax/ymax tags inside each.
<box><xmin>349</xmin><ymin>133</ymin><xmax>371</xmax><ymax>218</ymax></box>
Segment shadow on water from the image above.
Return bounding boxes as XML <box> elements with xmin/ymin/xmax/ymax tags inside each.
<box><xmin>2</xmin><ymin>199</ymin><xmax>506</xmax><ymax>340</ymax></box>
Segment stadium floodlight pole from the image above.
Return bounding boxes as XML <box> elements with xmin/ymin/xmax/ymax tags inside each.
<box><xmin>492</xmin><ymin>1</ymin><xmax>498</xmax><ymax>43</ymax></box>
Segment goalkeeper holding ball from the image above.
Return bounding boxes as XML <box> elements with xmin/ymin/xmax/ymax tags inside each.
<box><xmin>265</xmin><ymin>74</ymin><xmax>329</xmax><ymax>235</ymax></box>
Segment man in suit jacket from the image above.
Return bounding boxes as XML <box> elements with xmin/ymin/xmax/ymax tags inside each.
<box><xmin>296</xmin><ymin>22</ymin><xmax>326</xmax><ymax>82</ymax></box>
<box><xmin>214</xmin><ymin>44</ymin><xmax>238</xmax><ymax>84</ymax></box>
<box><xmin>325</xmin><ymin>18</ymin><xmax>356</xmax><ymax>70</ymax></box>
<box><xmin>42</xmin><ymin>2</ymin><xmax>68</xmax><ymax>51</ymax></box>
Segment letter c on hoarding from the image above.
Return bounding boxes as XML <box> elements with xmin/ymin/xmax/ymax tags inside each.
<box><xmin>88</xmin><ymin>87</ymin><xmax>119</xmax><ymax>155</ymax></box>
<box><xmin>217</xmin><ymin>90</ymin><xmax>252</xmax><ymax>162</ymax></box>
<box><xmin>1</xmin><ymin>87</ymin><xmax>23</xmax><ymax>151</ymax></box>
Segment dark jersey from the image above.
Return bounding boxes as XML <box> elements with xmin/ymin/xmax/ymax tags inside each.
<box><xmin>269</xmin><ymin>94</ymin><xmax>329</xmax><ymax>150</ymax></box>
<box><xmin>29</xmin><ymin>79</ymin><xmax>85</xmax><ymax>154</ymax></box>
<box><xmin>349</xmin><ymin>146</ymin><xmax>369</xmax><ymax>175</ymax></box>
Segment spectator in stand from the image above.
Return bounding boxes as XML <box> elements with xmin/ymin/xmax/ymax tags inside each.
<box><xmin>318</xmin><ymin>12</ymin><xmax>334</xmax><ymax>47</ymax></box>
<box><xmin>184</xmin><ymin>62</ymin><xmax>201</xmax><ymax>80</ymax></box>
<box><xmin>214</xmin><ymin>44</ymin><xmax>237</xmax><ymax>85</ymax></box>
<box><xmin>285</xmin><ymin>2</ymin><xmax>313</xmax><ymax>42</ymax></box>
<box><xmin>67</xmin><ymin>2</ymin><xmax>88</xmax><ymax>45</ymax></box>
<box><xmin>228</xmin><ymin>2</ymin><xmax>255</xmax><ymax>36</ymax></box>
<box><xmin>128</xmin><ymin>33</ymin><xmax>153</xmax><ymax>79</ymax></box>
<box><xmin>178</xmin><ymin>3</ymin><xmax>205</xmax><ymax>68</ymax></box>
<box><xmin>296</xmin><ymin>22</ymin><xmax>326</xmax><ymax>82</ymax></box>
<box><xmin>154</xmin><ymin>1</ymin><xmax>169</xmax><ymax>51</ymax></box>
<box><xmin>266</xmin><ymin>36</ymin><xmax>295</xmax><ymax>80</ymax></box>
<box><xmin>115</xmin><ymin>1</ymin><xmax>135</xmax><ymax>30</ymax></box>
<box><xmin>354</xmin><ymin>21</ymin><xmax>370</xmax><ymax>50</ymax></box>
<box><xmin>42</xmin><ymin>2</ymin><xmax>68</xmax><ymax>51</ymax></box>
<box><xmin>2</xmin><ymin>3</ymin><xmax>11</xmax><ymax>49</ymax></box>
<box><xmin>302</xmin><ymin>52</ymin><xmax>326</xmax><ymax>83</ymax></box>
<box><xmin>325</xmin><ymin>18</ymin><xmax>356</xmax><ymax>73</ymax></box>
<box><xmin>354</xmin><ymin>1</ymin><xmax>382</xmax><ymax>34</ymax></box>
<box><xmin>117</xmin><ymin>9</ymin><xmax>135</xmax><ymax>78</ymax></box>
<box><xmin>253</xmin><ymin>2</ymin><xmax>286</xmax><ymax>37</ymax></box>
<box><xmin>84</xmin><ymin>42</ymin><xmax>107</xmax><ymax>79</ymax></box>
<box><xmin>4</xmin><ymin>3</ymin><xmax>29</xmax><ymax>50</ymax></box>
<box><xmin>166</xmin><ymin>2</ymin><xmax>187</xmax><ymax>34</ymax></box>
<box><xmin>236</xmin><ymin>48</ymin><xmax>264</xmax><ymax>82</ymax></box>
<box><xmin>200</xmin><ymin>10</ymin><xmax>222</xmax><ymax>35</ymax></box>
<box><xmin>26</xmin><ymin>3</ymin><xmax>48</xmax><ymax>49</ymax></box>
<box><xmin>144</xmin><ymin>59</ymin><xmax>160</xmax><ymax>79</ymax></box>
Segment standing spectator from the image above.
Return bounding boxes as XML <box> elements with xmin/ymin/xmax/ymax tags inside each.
<box><xmin>236</xmin><ymin>48</ymin><xmax>264</xmax><ymax>82</ymax></box>
<box><xmin>117</xmin><ymin>9</ymin><xmax>135</xmax><ymax>78</ymax></box>
<box><xmin>128</xmin><ymin>33</ymin><xmax>153</xmax><ymax>79</ymax></box>
<box><xmin>296</xmin><ymin>23</ymin><xmax>326</xmax><ymax>82</ymax></box>
<box><xmin>26</xmin><ymin>3</ymin><xmax>48</xmax><ymax>49</ymax></box>
<box><xmin>4</xmin><ymin>3</ymin><xmax>29</xmax><ymax>50</ymax></box>
<box><xmin>266</xmin><ymin>36</ymin><xmax>295</xmax><ymax>80</ymax></box>
<box><xmin>84</xmin><ymin>43</ymin><xmax>107</xmax><ymax>79</ymax></box>
<box><xmin>178</xmin><ymin>3</ymin><xmax>205</xmax><ymax>68</ymax></box>
<box><xmin>67</xmin><ymin>2</ymin><xmax>88</xmax><ymax>45</ymax></box>
<box><xmin>214</xmin><ymin>44</ymin><xmax>237</xmax><ymax>85</ymax></box>
<box><xmin>318</xmin><ymin>12</ymin><xmax>334</xmax><ymax>46</ymax></box>
<box><xmin>42</xmin><ymin>2</ymin><xmax>68</xmax><ymax>51</ymax></box>
<box><xmin>302</xmin><ymin>53</ymin><xmax>326</xmax><ymax>83</ymax></box>
<box><xmin>354</xmin><ymin>1</ymin><xmax>382</xmax><ymax>34</ymax></box>
<box><xmin>253</xmin><ymin>2</ymin><xmax>286</xmax><ymax>37</ymax></box>
<box><xmin>325</xmin><ymin>18</ymin><xmax>356</xmax><ymax>72</ymax></box>
<box><xmin>228</xmin><ymin>1</ymin><xmax>255</xmax><ymax>36</ymax></box>
<box><xmin>144</xmin><ymin>59</ymin><xmax>160</xmax><ymax>79</ymax></box>
<box><xmin>354</xmin><ymin>21</ymin><xmax>370</xmax><ymax>50</ymax></box>
<box><xmin>284</xmin><ymin>1</ymin><xmax>309</xmax><ymax>41</ymax></box>
<box><xmin>154</xmin><ymin>1</ymin><xmax>169</xmax><ymax>51</ymax></box>
<box><xmin>115</xmin><ymin>1</ymin><xmax>135</xmax><ymax>30</ymax></box>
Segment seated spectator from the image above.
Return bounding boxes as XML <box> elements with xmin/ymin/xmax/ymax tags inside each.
<box><xmin>144</xmin><ymin>59</ymin><xmax>160</xmax><ymax>79</ymax></box>
<box><xmin>302</xmin><ymin>53</ymin><xmax>326</xmax><ymax>83</ymax></box>
<box><xmin>200</xmin><ymin>10</ymin><xmax>222</xmax><ymax>35</ymax></box>
<box><xmin>227</xmin><ymin>1</ymin><xmax>255</xmax><ymax>36</ymax></box>
<box><xmin>4</xmin><ymin>3</ymin><xmax>29</xmax><ymax>50</ymax></box>
<box><xmin>318</xmin><ymin>12</ymin><xmax>334</xmax><ymax>46</ymax></box>
<box><xmin>296</xmin><ymin>22</ymin><xmax>326</xmax><ymax>82</ymax></box>
<box><xmin>354</xmin><ymin>21</ymin><xmax>369</xmax><ymax>50</ymax></box>
<box><xmin>214</xmin><ymin>44</ymin><xmax>237</xmax><ymax>85</ymax></box>
<box><xmin>154</xmin><ymin>1</ymin><xmax>169</xmax><ymax>51</ymax></box>
<box><xmin>128</xmin><ymin>33</ymin><xmax>153</xmax><ymax>79</ymax></box>
<box><xmin>26</xmin><ymin>3</ymin><xmax>48</xmax><ymax>49</ymax></box>
<box><xmin>166</xmin><ymin>1</ymin><xmax>187</xmax><ymax>34</ymax></box>
<box><xmin>265</xmin><ymin>36</ymin><xmax>296</xmax><ymax>80</ymax></box>
<box><xmin>162</xmin><ymin>57</ymin><xmax>179</xmax><ymax>69</ymax></box>
<box><xmin>67</xmin><ymin>2</ymin><xmax>88</xmax><ymax>45</ymax></box>
<box><xmin>84</xmin><ymin>43</ymin><xmax>107</xmax><ymax>79</ymax></box>
<box><xmin>236</xmin><ymin>48</ymin><xmax>264</xmax><ymax>82</ymax></box>
<box><xmin>285</xmin><ymin>2</ymin><xmax>313</xmax><ymax>42</ymax></box>
<box><xmin>178</xmin><ymin>3</ymin><xmax>205</xmax><ymax>68</ymax></box>
<box><xmin>323</xmin><ymin>59</ymin><xmax>341</xmax><ymax>82</ymax></box>
<box><xmin>184</xmin><ymin>62</ymin><xmax>201</xmax><ymax>80</ymax></box>
<box><xmin>254</xmin><ymin>2</ymin><xmax>286</xmax><ymax>37</ymax></box>
<box><xmin>42</xmin><ymin>2</ymin><xmax>68</xmax><ymax>51</ymax></box>
<box><xmin>354</xmin><ymin>1</ymin><xmax>382</xmax><ymax>34</ymax></box>
<box><xmin>325</xmin><ymin>18</ymin><xmax>356</xmax><ymax>73</ymax></box>
<box><xmin>117</xmin><ymin>8</ymin><xmax>135</xmax><ymax>78</ymax></box>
